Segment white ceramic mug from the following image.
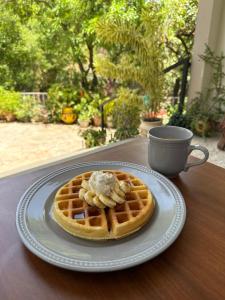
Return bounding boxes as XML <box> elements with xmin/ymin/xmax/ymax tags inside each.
<box><xmin>148</xmin><ymin>126</ymin><xmax>209</xmax><ymax>177</ymax></box>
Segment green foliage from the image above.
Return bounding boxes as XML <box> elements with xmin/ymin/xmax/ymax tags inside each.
<box><xmin>88</xmin><ymin>105</ymin><xmax>101</xmax><ymax>118</ymax></box>
<box><xmin>162</xmin><ymin>0</ymin><xmax>198</xmax><ymax>98</ymax></box>
<box><xmin>0</xmin><ymin>87</ymin><xmax>21</xmax><ymax>115</ymax></box>
<box><xmin>167</xmin><ymin>112</ymin><xmax>191</xmax><ymax>128</ymax></box>
<box><xmin>78</xmin><ymin>110</ymin><xmax>91</xmax><ymax>122</ymax></box>
<box><xmin>31</xmin><ymin>104</ymin><xmax>48</xmax><ymax>123</ymax></box>
<box><xmin>166</xmin><ymin>103</ymin><xmax>179</xmax><ymax>117</ymax></box>
<box><xmin>162</xmin><ymin>0</ymin><xmax>198</xmax><ymax>59</ymax></box>
<box><xmin>88</xmin><ymin>93</ymin><xmax>108</xmax><ymax>117</ymax></box>
<box><xmin>0</xmin><ymin>0</ymin><xmax>198</xmax><ymax>98</ymax></box>
<box><xmin>75</xmin><ymin>95</ymin><xmax>91</xmax><ymax>115</ymax></box>
<box><xmin>0</xmin><ymin>6</ymin><xmax>50</xmax><ymax>90</ymax></box>
<box><xmin>0</xmin><ymin>87</ymin><xmax>45</xmax><ymax>122</ymax></box>
<box><xmin>0</xmin><ymin>0</ymin><xmax>198</xmax><ymax>121</ymax></box>
<box><xmin>167</xmin><ymin>102</ymin><xmax>191</xmax><ymax>129</ymax></box>
<box><xmin>188</xmin><ymin>45</ymin><xmax>225</xmax><ymax>136</ymax></box>
<box><xmin>111</xmin><ymin>88</ymin><xmax>142</xmax><ymax>141</ymax></box>
<box><xmin>76</xmin><ymin>92</ymin><xmax>107</xmax><ymax>120</ymax></box>
<box><xmin>81</xmin><ymin>129</ymin><xmax>106</xmax><ymax>148</ymax></box>
<box><xmin>15</xmin><ymin>97</ymin><xmax>36</xmax><ymax>122</ymax></box>
<box><xmin>15</xmin><ymin>97</ymin><xmax>47</xmax><ymax>123</ymax></box>
<box><xmin>46</xmin><ymin>84</ymin><xmax>80</xmax><ymax>122</ymax></box>
<box><xmin>0</xmin><ymin>0</ymin><xmax>113</xmax><ymax>91</ymax></box>
<box><xmin>96</xmin><ymin>2</ymin><xmax>166</xmax><ymax>115</ymax></box>
<box><xmin>104</xmin><ymin>101</ymin><xmax>115</xmax><ymax>119</ymax></box>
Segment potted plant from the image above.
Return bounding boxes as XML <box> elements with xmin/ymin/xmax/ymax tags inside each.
<box><xmin>0</xmin><ymin>87</ymin><xmax>21</xmax><ymax>122</ymax></box>
<box><xmin>187</xmin><ymin>46</ymin><xmax>225</xmax><ymax>137</ymax></box>
<box><xmin>78</xmin><ymin>111</ymin><xmax>91</xmax><ymax>128</ymax></box>
<box><xmin>60</xmin><ymin>88</ymin><xmax>79</xmax><ymax>124</ymax></box>
<box><xmin>92</xmin><ymin>108</ymin><xmax>102</xmax><ymax>127</ymax></box>
<box><xmin>140</xmin><ymin>95</ymin><xmax>163</xmax><ymax>135</ymax></box>
<box><xmin>47</xmin><ymin>85</ymin><xmax>79</xmax><ymax>124</ymax></box>
<box><xmin>88</xmin><ymin>105</ymin><xmax>101</xmax><ymax>127</ymax></box>
<box><xmin>88</xmin><ymin>94</ymin><xmax>108</xmax><ymax>127</ymax></box>
<box><xmin>81</xmin><ymin>129</ymin><xmax>106</xmax><ymax>148</ymax></box>
<box><xmin>104</xmin><ymin>101</ymin><xmax>115</xmax><ymax>128</ymax></box>
<box><xmin>15</xmin><ymin>96</ymin><xmax>36</xmax><ymax>122</ymax></box>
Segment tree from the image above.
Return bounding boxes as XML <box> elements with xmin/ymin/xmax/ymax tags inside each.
<box><xmin>0</xmin><ymin>2</ymin><xmax>49</xmax><ymax>91</ymax></box>
<box><xmin>0</xmin><ymin>0</ymin><xmax>113</xmax><ymax>91</ymax></box>
<box><xmin>0</xmin><ymin>0</ymin><xmax>198</xmax><ymax>93</ymax></box>
<box><xmin>162</xmin><ymin>0</ymin><xmax>198</xmax><ymax>61</ymax></box>
<box><xmin>30</xmin><ymin>0</ymin><xmax>112</xmax><ymax>91</ymax></box>
<box><xmin>96</xmin><ymin>1</ymin><xmax>166</xmax><ymax>115</ymax></box>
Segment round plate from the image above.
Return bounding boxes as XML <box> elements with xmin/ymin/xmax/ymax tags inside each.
<box><xmin>16</xmin><ymin>161</ymin><xmax>186</xmax><ymax>272</ymax></box>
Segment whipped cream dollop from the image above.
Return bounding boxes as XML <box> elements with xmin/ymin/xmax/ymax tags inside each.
<box><xmin>89</xmin><ymin>171</ymin><xmax>116</xmax><ymax>196</ymax></box>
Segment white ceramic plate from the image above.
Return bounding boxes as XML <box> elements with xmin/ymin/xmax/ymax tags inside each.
<box><xmin>16</xmin><ymin>161</ymin><xmax>186</xmax><ymax>272</ymax></box>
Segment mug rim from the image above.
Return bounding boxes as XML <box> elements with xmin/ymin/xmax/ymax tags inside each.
<box><xmin>149</xmin><ymin>125</ymin><xmax>193</xmax><ymax>143</ymax></box>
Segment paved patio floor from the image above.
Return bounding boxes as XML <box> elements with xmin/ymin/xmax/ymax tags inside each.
<box><xmin>0</xmin><ymin>122</ymin><xmax>224</xmax><ymax>175</ymax></box>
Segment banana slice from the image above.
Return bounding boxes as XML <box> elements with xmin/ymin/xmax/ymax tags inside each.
<box><xmin>99</xmin><ymin>194</ymin><xmax>116</xmax><ymax>208</ymax></box>
<box><xmin>119</xmin><ymin>181</ymin><xmax>131</xmax><ymax>193</ymax></box>
<box><xmin>93</xmin><ymin>195</ymin><xmax>105</xmax><ymax>209</ymax></box>
<box><xmin>115</xmin><ymin>181</ymin><xmax>125</xmax><ymax>198</ymax></box>
<box><xmin>111</xmin><ymin>190</ymin><xmax>125</xmax><ymax>204</ymax></box>
<box><xmin>84</xmin><ymin>191</ymin><xmax>95</xmax><ymax>206</ymax></box>
<box><xmin>81</xmin><ymin>180</ymin><xmax>90</xmax><ymax>190</ymax></box>
<box><xmin>79</xmin><ymin>188</ymin><xmax>86</xmax><ymax>200</ymax></box>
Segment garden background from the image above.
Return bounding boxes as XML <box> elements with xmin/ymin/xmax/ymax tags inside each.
<box><xmin>0</xmin><ymin>0</ymin><xmax>224</xmax><ymax>173</ymax></box>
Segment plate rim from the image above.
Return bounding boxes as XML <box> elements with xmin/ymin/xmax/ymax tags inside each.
<box><xmin>16</xmin><ymin>161</ymin><xmax>186</xmax><ymax>272</ymax></box>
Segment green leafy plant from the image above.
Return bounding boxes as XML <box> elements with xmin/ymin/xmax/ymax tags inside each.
<box><xmin>166</xmin><ymin>103</ymin><xmax>191</xmax><ymax>128</ymax></box>
<box><xmin>81</xmin><ymin>129</ymin><xmax>106</xmax><ymax>148</ymax></box>
<box><xmin>88</xmin><ymin>106</ymin><xmax>100</xmax><ymax>118</ymax></box>
<box><xmin>0</xmin><ymin>87</ymin><xmax>21</xmax><ymax>120</ymax></box>
<box><xmin>88</xmin><ymin>93</ymin><xmax>107</xmax><ymax>117</ymax></box>
<box><xmin>96</xmin><ymin>2</ymin><xmax>166</xmax><ymax>118</ymax></box>
<box><xmin>87</xmin><ymin>94</ymin><xmax>101</xmax><ymax>118</ymax></box>
<box><xmin>75</xmin><ymin>93</ymin><xmax>92</xmax><ymax>113</ymax></box>
<box><xmin>46</xmin><ymin>84</ymin><xmax>80</xmax><ymax>122</ymax></box>
<box><xmin>78</xmin><ymin>111</ymin><xmax>91</xmax><ymax>122</ymax></box>
<box><xmin>0</xmin><ymin>1</ymin><xmax>198</xmax><ymax>95</ymax></box>
<box><xmin>15</xmin><ymin>97</ymin><xmax>37</xmax><ymax>122</ymax></box>
<box><xmin>104</xmin><ymin>101</ymin><xmax>115</xmax><ymax>118</ymax></box>
<box><xmin>188</xmin><ymin>45</ymin><xmax>225</xmax><ymax>136</ymax></box>
<box><xmin>0</xmin><ymin>87</ymin><xmax>48</xmax><ymax>123</ymax></box>
<box><xmin>166</xmin><ymin>103</ymin><xmax>179</xmax><ymax>118</ymax></box>
<box><xmin>110</xmin><ymin>88</ymin><xmax>142</xmax><ymax>141</ymax></box>
<box><xmin>167</xmin><ymin>112</ymin><xmax>191</xmax><ymax>128</ymax></box>
<box><xmin>31</xmin><ymin>104</ymin><xmax>49</xmax><ymax>123</ymax></box>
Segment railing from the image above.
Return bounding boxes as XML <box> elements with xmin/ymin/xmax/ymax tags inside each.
<box><xmin>100</xmin><ymin>56</ymin><xmax>191</xmax><ymax>130</ymax></box>
<box><xmin>21</xmin><ymin>92</ymin><xmax>48</xmax><ymax>104</ymax></box>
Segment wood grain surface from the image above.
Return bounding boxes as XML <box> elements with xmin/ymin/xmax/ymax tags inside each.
<box><xmin>0</xmin><ymin>137</ymin><xmax>225</xmax><ymax>300</ymax></box>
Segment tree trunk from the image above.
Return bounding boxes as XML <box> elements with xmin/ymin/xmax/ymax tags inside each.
<box><xmin>69</xmin><ymin>39</ymin><xmax>89</xmax><ymax>90</ymax></box>
<box><xmin>87</xmin><ymin>40</ymin><xmax>98</xmax><ymax>90</ymax></box>
<box><xmin>77</xmin><ymin>58</ymin><xmax>89</xmax><ymax>90</ymax></box>
<box><xmin>173</xmin><ymin>78</ymin><xmax>180</xmax><ymax>105</ymax></box>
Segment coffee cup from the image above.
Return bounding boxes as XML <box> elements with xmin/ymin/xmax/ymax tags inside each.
<box><xmin>148</xmin><ymin>126</ymin><xmax>209</xmax><ymax>177</ymax></box>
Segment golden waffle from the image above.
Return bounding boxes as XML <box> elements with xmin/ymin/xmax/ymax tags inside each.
<box><xmin>53</xmin><ymin>170</ymin><xmax>155</xmax><ymax>240</ymax></box>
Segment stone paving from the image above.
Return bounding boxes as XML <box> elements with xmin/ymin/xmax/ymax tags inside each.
<box><xmin>0</xmin><ymin>122</ymin><xmax>224</xmax><ymax>174</ymax></box>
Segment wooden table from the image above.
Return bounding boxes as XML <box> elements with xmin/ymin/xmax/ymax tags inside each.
<box><xmin>0</xmin><ymin>138</ymin><xmax>225</xmax><ymax>300</ymax></box>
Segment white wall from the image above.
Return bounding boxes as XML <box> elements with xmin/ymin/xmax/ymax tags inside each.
<box><xmin>188</xmin><ymin>0</ymin><xmax>224</xmax><ymax>102</ymax></box>
<box><xmin>216</xmin><ymin>1</ymin><xmax>225</xmax><ymax>54</ymax></box>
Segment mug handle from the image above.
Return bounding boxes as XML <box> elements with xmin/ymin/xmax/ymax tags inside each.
<box><xmin>184</xmin><ymin>145</ymin><xmax>209</xmax><ymax>171</ymax></box>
